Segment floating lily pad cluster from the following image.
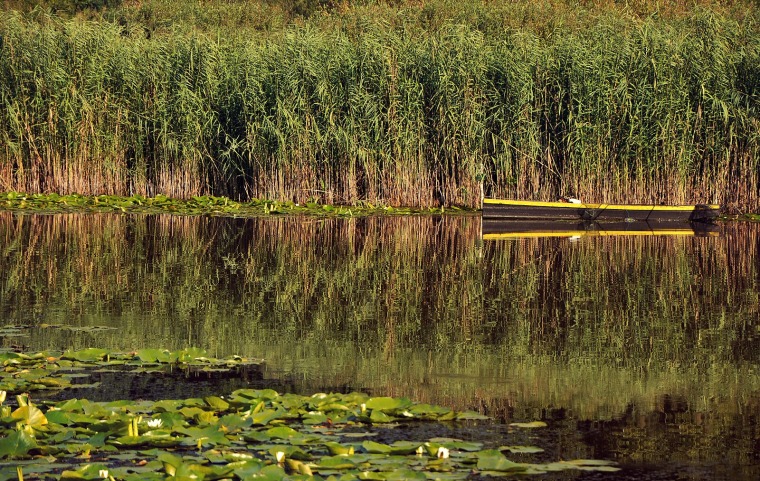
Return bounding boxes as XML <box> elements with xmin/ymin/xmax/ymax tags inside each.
<box><xmin>0</xmin><ymin>192</ymin><xmax>464</xmax><ymax>218</ymax></box>
<box><xmin>0</xmin><ymin>348</ymin><xmax>261</xmax><ymax>398</ymax></box>
<box><xmin>0</xmin><ymin>350</ymin><xmax>619</xmax><ymax>479</ymax></box>
<box><xmin>0</xmin><ymin>389</ymin><xmax>619</xmax><ymax>480</ymax></box>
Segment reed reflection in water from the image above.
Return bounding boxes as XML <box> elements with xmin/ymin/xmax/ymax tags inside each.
<box><xmin>0</xmin><ymin>211</ymin><xmax>759</xmax><ymax>476</ymax></box>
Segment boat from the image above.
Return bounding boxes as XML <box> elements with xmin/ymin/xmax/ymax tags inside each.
<box><xmin>482</xmin><ymin>219</ymin><xmax>720</xmax><ymax>240</ymax></box>
<box><xmin>482</xmin><ymin>199</ymin><xmax>721</xmax><ymax>223</ymax></box>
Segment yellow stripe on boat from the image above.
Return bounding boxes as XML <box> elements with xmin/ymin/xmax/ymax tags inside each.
<box><xmin>482</xmin><ymin>198</ymin><xmax>721</xmax><ymax>211</ymax></box>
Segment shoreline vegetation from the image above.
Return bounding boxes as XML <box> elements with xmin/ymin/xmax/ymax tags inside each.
<box><xmin>1</xmin><ymin>1</ymin><xmax>760</xmax><ymax>212</ymax></box>
<box><xmin>0</xmin><ymin>191</ymin><xmax>472</xmax><ymax>216</ymax></box>
<box><xmin>3</xmin><ymin>191</ymin><xmax>759</xmax><ymax>218</ymax></box>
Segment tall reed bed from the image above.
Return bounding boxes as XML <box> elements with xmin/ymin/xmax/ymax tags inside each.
<box><xmin>1</xmin><ymin>9</ymin><xmax>759</xmax><ymax>210</ymax></box>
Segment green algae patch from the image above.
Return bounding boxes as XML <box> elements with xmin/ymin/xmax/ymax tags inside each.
<box><xmin>0</xmin><ymin>350</ymin><xmax>620</xmax><ymax>479</ymax></box>
<box><xmin>0</xmin><ymin>192</ymin><xmax>471</xmax><ymax>218</ymax></box>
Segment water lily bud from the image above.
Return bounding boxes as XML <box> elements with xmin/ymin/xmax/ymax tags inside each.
<box><xmin>275</xmin><ymin>451</ymin><xmax>286</xmax><ymax>463</ymax></box>
<box><xmin>99</xmin><ymin>469</ymin><xmax>109</xmax><ymax>478</ymax></box>
<box><xmin>437</xmin><ymin>447</ymin><xmax>450</xmax><ymax>459</ymax></box>
<box><xmin>416</xmin><ymin>446</ymin><xmax>425</xmax><ymax>456</ymax></box>
<box><xmin>360</xmin><ymin>403</ymin><xmax>366</xmax><ymax>413</ymax></box>
<box><xmin>0</xmin><ymin>390</ymin><xmax>6</xmax><ymax>404</ymax></box>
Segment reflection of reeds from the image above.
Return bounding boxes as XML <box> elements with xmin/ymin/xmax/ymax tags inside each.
<box><xmin>1</xmin><ymin>212</ymin><xmax>759</xmax><ymax>424</ymax></box>
<box><xmin>481</xmin><ymin>225</ymin><xmax>760</xmax><ymax>365</ymax></box>
<box><xmin>0</xmin><ymin>212</ymin><xmax>485</xmax><ymax>351</ymax></box>
<box><xmin>2</xmin><ymin>9</ymin><xmax>760</xmax><ymax>210</ymax></box>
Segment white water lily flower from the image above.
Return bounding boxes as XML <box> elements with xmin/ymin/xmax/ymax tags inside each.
<box><xmin>275</xmin><ymin>451</ymin><xmax>286</xmax><ymax>463</ymax></box>
<box><xmin>437</xmin><ymin>447</ymin><xmax>450</xmax><ymax>459</ymax></box>
<box><xmin>0</xmin><ymin>391</ymin><xmax>6</xmax><ymax>404</ymax></box>
<box><xmin>98</xmin><ymin>469</ymin><xmax>109</xmax><ymax>478</ymax></box>
<box><xmin>416</xmin><ymin>446</ymin><xmax>425</xmax><ymax>455</ymax></box>
<box><xmin>146</xmin><ymin>418</ymin><xmax>163</xmax><ymax>429</ymax></box>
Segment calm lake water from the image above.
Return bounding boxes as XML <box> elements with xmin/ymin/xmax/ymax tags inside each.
<box><xmin>1</xmin><ymin>212</ymin><xmax>759</xmax><ymax>480</ymax></box>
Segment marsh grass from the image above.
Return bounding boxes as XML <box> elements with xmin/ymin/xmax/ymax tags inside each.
<box><xmin>1</xmin><ymin>5</ymin><xmax>760</xmax><ymax>210</ymax></box>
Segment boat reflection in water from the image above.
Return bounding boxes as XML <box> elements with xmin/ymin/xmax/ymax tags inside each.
<box><xmin>482</xmin><ymin>219</ymin><xmax>721</xmax><ymax>240</ymax></box>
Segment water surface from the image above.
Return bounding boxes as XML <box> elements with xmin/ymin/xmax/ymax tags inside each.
<box><xmin>1</xmin><ymin>212</ymin><xmax>758</xmax><ymax>479</ymax></box>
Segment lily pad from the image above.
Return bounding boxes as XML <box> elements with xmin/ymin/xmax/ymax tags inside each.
<box><xmin>476</xmin><ymin>450</ymin><xmax>529</xmax><ymax>472</ymax></box>
<box><xmin>0</xmin><ymin>430</ymin><xmax>38</xmax><ymax>458</ymax></box>
<box><xmin>501</xmin><ymin>445</ymin><xmax>545</xmax><ymax>454</ymax></box>
<box><xmin>509</xmin><ymin>421</ymin><xmax>548</xmax><ymax>429</ymax></box>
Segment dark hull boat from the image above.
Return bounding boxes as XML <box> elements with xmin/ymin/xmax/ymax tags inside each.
<box><xmin>481</xmin><ymin>219</ymin><xmax>720</xmax><ymax>240</ymax></box>
<box><xmin>482</xmin><ymin>199</ymin><xmax>721</xmax><ymax>223</ymax></box>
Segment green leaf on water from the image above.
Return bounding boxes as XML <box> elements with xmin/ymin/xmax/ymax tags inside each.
<box><xmin>61</xmin><ymin>349</ymin><xmax>109</xmax><ymax>362</ymax></box>
<box><xmin>250</xmin><ymin>408</ymin><xmax>282</xmax><ymax>426</ymax></box>
<box><xmin>383</xmin><ymin>441</ymin><xmax>423</xmax><ymax>455</ymax></box>
<box><xmin>157</xmin><ymin>411</ymin><xmax>185</xmax><ymax>428</ymax></box>
<box><xmin>316</xmin><ymin>455</ymin><xmax>358</xmax><ymax>469</ymax></box>
<box><xmin>369</xmin><ymin>409</ymin><xmax>393</xmax><ymax>423</ymax></box>
<box><xmin>500</xmin><ymin>445</ymin><xmax>544</xmax><ymax>454</ymax></box>
<box><xmin>429</xmin><ymin>439</ymin><xmax>483</xmax><ymax>452</ymax></box>
<box><xmin>509</xmin><ymin>421</ymin><xmax>547</xmax><ymax>428</ymax></box>
<box><xmin>178</xmin><ymin>406</ymin><xmax>207</xmax><ymax>419</ymax></box>
<box><xmin>476</xmin><ymin>449</ymin><xmax>529</xmax><ymax>472</ymax></box>
<box><xmin>456</xmin><ymin>410</ymin><xmax>490</xmax><ymax>421</ymax></box>
<box><xmin>409</xmin><ymin>403</ymin><xmax>453</xmax><ymax>418</ymax></box>
<box><xmin>153</xmin><ymin>400</ymin><xmax>183</xmax><ymax>412</ymax></box>
<box><xmin>217</xmin><ymin>413</ymin><xmax>252</xmax><ymax>431</ymax></box>
<box><xmin>196</xmin><ymin>410</ymin><xmax>219</xmax><ymax>424</ymax></box>
<box><xmin>204</xmin><ymin>396</ymin><xmax>229</xmax><ymax>411</ymax></box>
<box><xmin>228</xmin><ymin>458</ymin><xmax>268</xmax><ymax>478</ymax></box>
<box><xmin>156</xmin><ymin>449</ymin><xmax>233</xmax><ymax>479</ymax></box>
<box><xmin>364</xmin><ymin>396</ymin><xmax>409</xmax><ymax>411</ymax></box>
<box><xmin>135</xmin><ymin>349</ymin><xmax>171</xmax><ymax>363</ymax></box>
<box><xmin>563</xmin><ymin>459</ymin><xmax>618</xmax><ymax>466</ymax></box>
<box><xmin>266</xmin><ymin>426</ymin><xmax>300</xmax><ymax>439</ymax></box>
<box><xmin>60</xmin><ymin>463</ymin><xmax>111</xmax><ymax>479</ymax></box>
<box><xmin>361</xmin><ymin>440</ymin><xmax>392</xmax><ymax>454</ymax></box>
<box><xmin>176</xmin><ymin>425</ymin><xmax>230</xmax><ymax>446</ymax></box>
<box><xmin>383</xmin><ymin>468</ymin><xmax>428</xmax><ymax>480</ymax></box>
<box><xmin>268</xmin><ymin>445</ymin><xmax>311</xmax><ymax>461</ymax></box>
<box><xmin>325</xmin><ymin>441</ymin><xmax>355</xmax><ymax>456</ymax></box>
<box><xmin>302</xmin><ymin>412</ymin><xmax>329</xmax><ymax>425</ymax></box>
<box><xmin>0</xmin><ymin>430</ymin><xmax>38</xmax><ymax>458</ymax></box>
<box><xmin>11</xmin><ymin>403</ymin><xmax>48</xmax><ymax>429</ymax></box>
<box><xmin>559</xmin><ymin>459</ymin><xmax>621</xmax><ymax>471</ymax></box>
